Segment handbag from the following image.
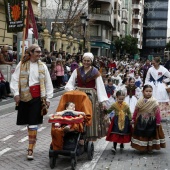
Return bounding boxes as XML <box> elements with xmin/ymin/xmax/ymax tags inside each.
<box><xmin>30</xmin><ymin>85</ymin><xmax>40</xmax><ymax>98</ymax></box>
<box><xmin>41</xmin><ymin>97</ymin><xmax>48</xmax><ymax>116</ymax></box>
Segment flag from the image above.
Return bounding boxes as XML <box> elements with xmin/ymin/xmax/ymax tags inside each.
<box><xmin>25</xmin><ymin>0</ymin><xmax>38</xmax><ymax>39</ymax></box>
<box><xmin>3</xmin><ymin>0</ymin><xmax>25</xmax><ymax>33</ymax></box>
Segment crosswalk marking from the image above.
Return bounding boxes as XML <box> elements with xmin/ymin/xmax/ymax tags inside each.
<box><xmin>18</xmin><ymin>136</ymin><xmax>28</xmax><ymax>143</ymax></box>
<box><xmin>38</xmin><ymin>127</ymin><xmax>46</xmax><ymax>132</ymax></box>
<box><xmin>0</xmin><ymin>148</ymin><xmax>11</xmax><ymax>156</ymax></box>
<box><xmin>20</xmin><ymin>127</ymin><xmax>27</xmax><ymax>131</ymax></box>
<box><xmin>1</xmin><ymin>135</ymin><xmax>14</xmax><ymax>142</ymax></box>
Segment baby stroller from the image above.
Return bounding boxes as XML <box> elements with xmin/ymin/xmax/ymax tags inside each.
<box><xmin>48</xmin><ymin>90</ymin><xmax>94</xmax><ymax>170</ymax></box>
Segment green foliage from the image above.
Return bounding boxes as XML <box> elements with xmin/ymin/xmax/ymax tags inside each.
<box><xmin>165</xmin><ymin>41</ymin><xmax>170</xmax><ymax>50</ymax></box>
<box><xmin>113</xmin><ymin>35</ymin><xmax>139</xmax><ymax>55</ymax></box>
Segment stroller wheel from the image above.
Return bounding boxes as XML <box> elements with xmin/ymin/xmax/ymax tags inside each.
<box><xmin>49</xmin><ymin>156</ymin><xmax>56</xmax><ymax>169</ymax></box>
<box><xmin>87</xmin><ymin>141</ymin><xmax>94</xmax><ymax>160</ymax></box>
<box><xmin>71</xmin><ymin>157</ymin><xmax>77</xmax><ymax>170</ymax></box>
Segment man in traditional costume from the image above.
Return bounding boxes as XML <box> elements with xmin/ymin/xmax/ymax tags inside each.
<box><xmin>65</xmin><ymin>52</ymin><xmax>108</xmax><ymax>140</ymax></box>
<box><xmin>10</xmin><ymin>44</ymin><xmax>53</xmax><ymax>160</ymax></box>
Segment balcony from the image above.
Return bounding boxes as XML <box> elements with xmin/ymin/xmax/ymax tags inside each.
<box><xmin>132</xmin><ymin>24</ymin><xmax>141</xmax><ymax>30</ymax></box>
<box><xmin>137</xmin><ymin>44</ymin><xmax>142</xmax><ymax>49</ymax></box>
<box><xmin>90</xmin><ymin>36</ymin><xmax>102</xmax><ymax>42</ymax></box>
<box><xmin>133</xmin><ymin>14</ymin><xmax>141</xmax><ymax>20</ymax></box>
<box><xmin>132</xmin><ymin>4</ymin><xmax>141</xmax><ymax>10</ymax></box>
<box><xmin>133</xmin><ymin>33</ymin><xmax>140</xmax><ymax>39</ymax></box>
<box><xmin>89</xmin><ymin>10</ymin><xmax>111</xmax><ymax>23</ymax></box>
<box><xmin>113</xmin><ymin>31</ymin><xmax>120</xmax><ymax>37</ymax></box>
<box><xmin>121</xmin><ymin>17</ymin><xmax>128</xmax><ymax>24</ymax></box>
<box><xmin>121</xmin><ymin>8</ymin><xmax>128</xmax><ymax>24</ymax></box>
<box><xmin>94</xmin><ymin>0</ymin><xmax>112</xmax><ymax>3</ymax></box>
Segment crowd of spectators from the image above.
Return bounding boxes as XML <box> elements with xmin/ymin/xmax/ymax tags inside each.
<box><xmin>1</xmin><ymin>43</ymin><xmax>170</xmax><ymax>103</ymax></box>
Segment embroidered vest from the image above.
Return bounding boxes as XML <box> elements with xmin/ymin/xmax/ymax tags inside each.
<box><xmin>20</xmin><ymin>60</ymin><xmax>46</xmax><ymax>102</ymax></box>
<box><xmin>76</xmin><ymin>66</ymin><xmax>100</xmax><ymax>88</ymax></box>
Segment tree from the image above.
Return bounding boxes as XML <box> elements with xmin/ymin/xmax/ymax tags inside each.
<box><xmin>165</xmin><ymin>41</ymin><xmax>170</xmax><ymax>50</ymax></box>
<box><xmin>41</xmin><ymin>0</ymin><xmax>95</xmax><ymax>37</ymax></box>
<box><xmin>114</xmin><ymin>35</ymin><xmax>138</xmax><ymax>57</ymax></box>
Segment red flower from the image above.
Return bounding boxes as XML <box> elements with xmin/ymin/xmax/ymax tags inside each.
<box><xmin>158</xmin><ymin>72</ymin><xmax>162</xmax><ymax>76</ymax></box>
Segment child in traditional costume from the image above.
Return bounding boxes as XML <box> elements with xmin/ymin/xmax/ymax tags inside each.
<box><xmin>131</xmin><ymin>85</ymin><xmax>166</xmax><ymax>153</ymax></box>
<box><xmin>105</xmin><ymin>79</ymin><xmax>116</xmax><ymax>110</ymax></box>
<box><xmin>125</xmin><ymin>77</ymin><xmax>140</xmax><ymax>114</ymax></box>
<box><xmin>106</xmin><ymin>90</ymin><xmax>132</xmax><ymax>154</ymax></box>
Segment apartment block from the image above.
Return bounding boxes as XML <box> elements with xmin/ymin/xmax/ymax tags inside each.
<box><xmin>132</xmin><ymin>0</ymin><xmax>144</xmax><ymax>50</ymax></box>
<box><xmin>142</xmin><ymin>0</ymin><xmax>168</xmax><ymax>59</ymax></box>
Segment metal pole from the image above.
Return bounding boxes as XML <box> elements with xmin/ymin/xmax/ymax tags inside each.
<box><xmin>83</xmin><ymin>23</ymin><xmax>85</xmax><ymax>53</ymax></box>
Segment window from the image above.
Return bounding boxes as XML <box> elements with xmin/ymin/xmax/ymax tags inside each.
<box><xmin>90</xmin><ymin>25</ymin><xmax>99</xmax><ymax>36</ymax></box>
<box><xmin>92</xmin><ymin>4</ymin><xmax>101</xmax><ymax>14</ymax></box>
<box><xmin>113</xmin><ymin>19</ymin><xmax>116</xmax><ymax>30</ymax></box>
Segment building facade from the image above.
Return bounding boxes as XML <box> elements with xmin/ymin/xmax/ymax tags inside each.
<box><xmin>142</xmin><ymin>0</ymin><xmax>168</xmax><ymax>59</ymax></box>
<box><xmin>88</xmin><ymin>0</ymin><xmax>114</xmax><ymax>57</ymax></box>
<box><xmin>0</xmin><ymin>0</ymin><xmax>39</xmax><ymax>47</ymax></box>
<box><xmin>132</xmin><ymin>0</ymin><xmax>144</xmax><ymax>50</ymax></box>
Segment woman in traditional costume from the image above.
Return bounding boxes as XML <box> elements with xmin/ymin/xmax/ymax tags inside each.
<box><xmin>131</xmin><ymin>85</ymin><xmax>166</xmax><ymax>153</ymax></box>
<box><xmin>145</xmin><ymin>56</ymin><xmax>170</xmax><ymax>120</ymax></box>
<box><xmin>65</xmin><ymin>52</ymin><xmax>108</xmax><ymax>140</ymax></box>
<box><xmin>106</xmin><ymin>90</ymin><xmax>132</xmax><ymax>154</ymax></box>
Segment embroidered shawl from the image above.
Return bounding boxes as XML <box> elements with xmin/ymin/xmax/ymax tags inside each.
<box><xmin>111</xmin><ymin>102</ymin><xmax>130</xmax><ymax>131</ymax></box>
<box><xmin>20</xmin><ymin>60</ymin><xmax>46</xmax><ymax>102</ymax></box>
<box><xmin>136</xmin><ymin>96</ymin><xmax>158</xmax><ymax>117</ymax></box>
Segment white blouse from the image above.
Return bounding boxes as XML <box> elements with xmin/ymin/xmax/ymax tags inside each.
<box><xmin>65</xmin><ymin>69</ymin><xmax>108</xmax><ymax>102</ymax></box>
<box><xmin>10</xmin><ymin>61</ymin><xmax>53</xmax><ymax>101</ymax></box>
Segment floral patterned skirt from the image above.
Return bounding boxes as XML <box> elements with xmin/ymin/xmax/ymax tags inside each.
<box><xmin>159</xmin><ymin>102</ymin><xmax>170</xmax><ymax>120</ymax></box>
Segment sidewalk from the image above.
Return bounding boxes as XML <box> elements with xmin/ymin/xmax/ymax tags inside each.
<box><xmin>93</xmin><ymin>122</ymin><xmax>170</xmax><ymax>170</ymax></box>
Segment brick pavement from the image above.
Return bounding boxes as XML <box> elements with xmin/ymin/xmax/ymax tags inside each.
<box><xmin>94</xmin><ymin>122</ymin><xmax>170</xmax><ymax>170</ymax></box>
<box><xmin>0</xmin><ymin>94</ymin><xmax>170</xmax><ymax>170</ymax></box>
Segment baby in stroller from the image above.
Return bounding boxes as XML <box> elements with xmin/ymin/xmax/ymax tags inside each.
<box><xmin>49</xmin><ymin>102</ymin><xmax>85</xmax><ymax>132</ymax></box>
<box><xmin>49</xmin><ymin>90</ymin><xmax>92</xmax><ymax>151</ymax></box>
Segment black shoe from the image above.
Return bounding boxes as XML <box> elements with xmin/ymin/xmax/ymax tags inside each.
<box><xmin>1</xmin><ymin>96</ymin><xmax>7</xmax><ymax>99</ymax></box>
<box><xmin>111</xmin><ymin>147</ymin><xmax>116</xmax><ymax>154</ymax></box>
<box><xmin>120</xmin><ymin>143</ymin><xmax>124</xmax><ymax>149</ymax></box>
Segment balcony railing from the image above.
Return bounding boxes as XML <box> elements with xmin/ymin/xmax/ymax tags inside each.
<box><xmin>133</xmin><ymin>33</ymin><xmax>140</xmax><ymax>39</ymax></box>
<box><xmin>132</xmin><ymin>4</ymin><xmax>141</xmax><ymax>9</ymax></box>
<box><xmin>133</xmin><ymin>14</ymin><xmax>141</xmax><ymax>20</ymax></box>
<box><xmin>132</xmin><ymin>24</ymin><xmax>141</xmax><ymax>30</ymax></box>
<box><xmin>89</xmin><ymin>10</ymin><xmax>110</xmax><ymax>15</ymax></box>
<box><xmin>90</xmin><ymin>36</ymin><xmax>102</xmax><ymax>42</ymax></box>
<box><xmin>89</xmin><ymin>10</ymin><xmax>111</xmax><ymax>23</ymax></box>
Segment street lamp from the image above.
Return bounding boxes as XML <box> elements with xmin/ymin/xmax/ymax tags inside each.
<box><xmin>80</xmin><ymin>13</ymin><xmax>89</xmax><ymax>53</ymax></box>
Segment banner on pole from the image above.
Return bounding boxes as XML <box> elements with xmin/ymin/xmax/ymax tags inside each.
<box><xmin>25</xmin><ymin>0</ymin><xmax>38</xmax><ymax>39</ymax></box>
<box><xmin>4</xmin><ymin>0</ymin><xmax>25</xmax><ymax>33</ymax></box>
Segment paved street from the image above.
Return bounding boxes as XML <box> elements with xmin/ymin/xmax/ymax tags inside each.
<box><xmin>0</xmin><ymin>93</ymin><xmax>170</xmax><ymax>170</ymax></box>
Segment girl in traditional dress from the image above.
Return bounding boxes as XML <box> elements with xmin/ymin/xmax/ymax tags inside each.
<box><xmin>106</xmin><ymin>90</ymin><xmax>132</xmax><ymax>154</ymax></box>
<box><xmin>124</xmin><ymin>77</ymin><xmax>139</xmax><ymax>114</ymax></box>
<box><xmin>131</xmin><ymin>85</ymin><xmax>166</xmax><ymax>153</ymax></box>
<box><xmin>105</xmin><ymin>79</ymin><xmax>116</xmax><ymax>109</ymax></box>
<box><xmin>145</xmin><ymin>56</ymin><xmax>170</xmax><ymax>120</ymax></box>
